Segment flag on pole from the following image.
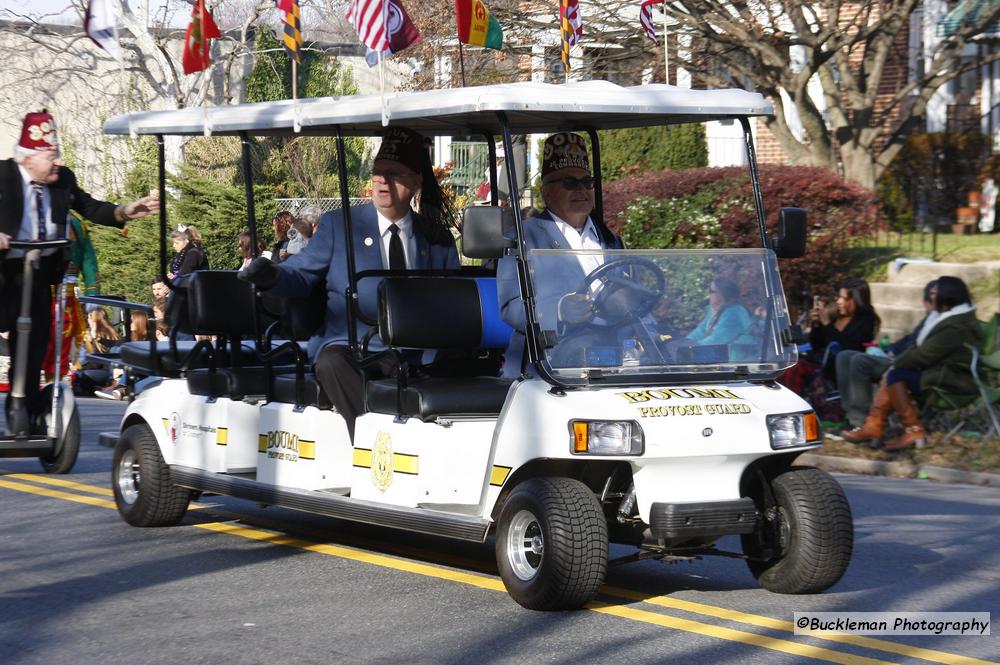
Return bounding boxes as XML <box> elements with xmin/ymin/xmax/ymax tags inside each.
<box><xmin>280</xmin><ymin>0</ymin><xmax>302</xmax><ymax>62</ymax></box>
<box><xmin>362</xmin><ymin>0</ymin><xmax>422</xmax><ymax>67</ymax></box>
<box><xmin>84</xmin><ymin>0</ymin><xmax>120</xmax><ymax>60</ymax></box>
<box><xmin>182</xmin><ymin>0</ymin><xmax>221</xmax><ymax>75</ymax></box>
<box><xmin>559</xmin><ymin>0</ymin><xmax>582</xmax><ymax>73</ymax></box>
<box><xmin>347</xmin><ymin>0</ymin><xmax>391</xmax><ymax>53</ymax></box>
<box><xmin>639</xmin><ymin>0</ymin><xmax>663</xmax><ymax>42</ymax></box>
<box><xmin>456</xmin><ymin>0</ymin><xmax>503</xmax><ymax>50</ymax></box>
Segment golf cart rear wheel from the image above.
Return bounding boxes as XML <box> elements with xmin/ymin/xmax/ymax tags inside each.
<box><xmin>113</xmin><ymin>423</ymin><xmax>190</xmax><ymax>527</ymax></box>
<box><xmin>742</xmin><ymin>467</ymin><xmax>853</xmax><ymax>594</ymax></box>
<box><xmin>495</xmin><ymin>477</ymin><xmax>608</xmax><ymax>610</ymax></box>
<box><xmin>38</xmin><ymin>406</ymin><xmax>80</xmax><ymax>475</ymax></box>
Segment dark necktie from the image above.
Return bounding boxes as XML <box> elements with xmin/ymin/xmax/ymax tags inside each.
<box><xmin>388</xmin><ymin>223</ymin><xmax>406</xmax><ymax>271</ymax></box>
<box><xmin>32</xmin><ymin>183</ymin><xmax>46</xmax><ymax>240</ymax></box>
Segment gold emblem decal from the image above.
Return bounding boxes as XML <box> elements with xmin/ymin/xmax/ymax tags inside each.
<box><xmin>372</xmin><ymin>432</ymin><xmax>394</xmax><ymax>493</ymax></box>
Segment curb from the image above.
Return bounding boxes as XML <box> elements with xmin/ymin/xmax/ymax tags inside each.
<box><xmin>797</xmin><ymin>453</ymin><xmax>1000</xmax><ymax>488</ymax></box>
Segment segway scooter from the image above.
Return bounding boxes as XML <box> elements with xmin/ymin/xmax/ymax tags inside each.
<box><xmin>0</xmin><ymin>239</ymin><xmax>80</xmax><ymax>473</ymax></box>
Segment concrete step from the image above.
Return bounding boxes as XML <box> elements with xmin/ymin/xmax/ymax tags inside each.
<box><xmin>870</xmin><ymin>283</ymin><xmax>925</xmax><ymax>308</ymax></box>
<box><xmin>888</xmin><ymin>260</ymin><xmax>997</xmax><ymax>286</ymax></box>
<box><xmin>876</xmin><ymin>305</ymin><xmax>925</xmax><ymax>337</ymax></box>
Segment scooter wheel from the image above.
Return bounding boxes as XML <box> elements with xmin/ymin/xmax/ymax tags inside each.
<box><xmin>39</xmin><ymin>407</ymin><xmax>80</xmax><ymax>474</ymax></box>
<box><xmin>113</xmin><ymin>423</ymin><xmax>190</xmax><ymax>527</ymax></box>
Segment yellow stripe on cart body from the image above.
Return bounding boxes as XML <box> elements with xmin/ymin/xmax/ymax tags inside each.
<box><xmin>216</xmin><ymin>427</ymin><xmax>228</xmax><ymax>446</ymax></box>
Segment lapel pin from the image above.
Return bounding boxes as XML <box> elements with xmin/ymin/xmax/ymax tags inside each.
<box><xmin>364</xmin><ymin>236</ymin><xmax>374</xmax><ymax>247</ymax></box>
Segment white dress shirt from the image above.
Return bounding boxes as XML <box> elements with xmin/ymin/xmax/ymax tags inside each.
<box><xmin>549</xmin><ymin>212</ymin><xmax>605</xmax><ymax>277</ymax></box>
<box><xmin>17</xmin><ymin>164</ymin><xmax>56</xmax><ymax>241</ymax></box>
<box><xmin>376</xmin><ymin>209</ymin><xmax>415</xmax><ymax>269</ymax></box>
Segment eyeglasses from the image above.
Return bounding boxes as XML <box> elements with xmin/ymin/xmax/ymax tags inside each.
<box><xmin>372</xmin><ymin>171</ymin><xmax>416</xmax><ymax>183</ymax></box>
<box><xmin>544</xmin><ymin>175</ymin><xmax>595</xmax><ymax>190</ymax></box>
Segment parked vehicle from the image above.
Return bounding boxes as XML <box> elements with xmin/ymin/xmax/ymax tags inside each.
<box><xmin>102</xmin><ymin>81</ymin><xmax>851</xmax><ymax>610</ymax></box>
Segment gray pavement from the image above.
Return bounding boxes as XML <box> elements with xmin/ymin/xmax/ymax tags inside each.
<box><xmin>0</xmin><ymin>398</ymin><xmax>997</xmax><ymax>664</ymax></box>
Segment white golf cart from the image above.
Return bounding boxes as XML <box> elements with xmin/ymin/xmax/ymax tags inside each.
<box><xmin>102</xmin><ymin>81</ymin><xmax>852</xmax><ymax>610</ymax></box>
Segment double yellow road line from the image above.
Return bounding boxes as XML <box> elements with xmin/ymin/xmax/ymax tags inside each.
<box><xmin>0</xmin><ymin>472</ymin><xmax>993</xmax><ymax>665</ymax></box>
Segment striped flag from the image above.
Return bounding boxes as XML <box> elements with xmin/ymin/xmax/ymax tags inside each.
<box><xmin>363</xmin><ymin>0</ymin><xmax>422</xmax><ymax>67</ymax></box>
<box><xmin>559</xmin><ymin>0</ymin><xmax>582</xmax><ymax>72</ymax></box>
<box><xmin>280</xmin><ymin>0</ymin><xmax>302</xmax><ymax>62</ymax></box>
<box><xmin>640</xmin><ymin>0</ymin><xmax>663</xmax><ymax>42</ymax></box>
<box><xmin>456</xmin><ymin>0</ymin><xmax>503</xmax><ymax>50</ymax></box>
<box><xmin>347</xmin><ymin>0</ymin><xmax>390</xmax><ymax>53</ymax></box>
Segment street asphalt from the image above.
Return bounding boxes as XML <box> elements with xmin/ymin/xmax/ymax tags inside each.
<box><xmin>0</xmin><ymin>398</ymin><xmax>997</xmax><ymax>664</ymax></box>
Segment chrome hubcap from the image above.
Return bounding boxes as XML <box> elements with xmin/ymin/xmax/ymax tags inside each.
<box><xmin>507</xmin><ymin>509</ymin><xmax>544</xmax><ymax>581</ymax></box>
<box><xmin>117</xmin><ymin>449</ymin><xmax>140</xmax><ymax>505</ymax></box>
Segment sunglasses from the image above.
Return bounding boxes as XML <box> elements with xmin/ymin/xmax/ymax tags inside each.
<box><xmin>544</xmin><ymin>175</ymin><xmax>596</xmax><ymax>190</ymax></box>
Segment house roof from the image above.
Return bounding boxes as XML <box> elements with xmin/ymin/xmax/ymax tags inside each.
<box><xmin>103</xmin><ymin>80</ymin><xmax>772</xmax><ymax>138</ymax></box>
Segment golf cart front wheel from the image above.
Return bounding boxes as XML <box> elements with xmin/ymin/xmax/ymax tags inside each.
<box><xmin>38</xmin><ymin>406</ymin><xmax>80</xmax><ymax>475</ymax></box>
<box><xmin>495</xmin><ymin>477</ymin><xmax>608</xmax><ymax>610</ymax></box>
<box><xmin>113</xmin><ymin>423</ymin><xmax>190</xmax><ymax>527</ymax></box>
<box><xmin>742</xmin><ymin>467</ymin><xmax>853</xmax><ymax>594</ymax></box>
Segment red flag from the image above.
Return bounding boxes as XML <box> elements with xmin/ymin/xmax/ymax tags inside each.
<box><xmin>386</xmin><ymin>0</ymin><xmax>421</xmax><ymax>54</ymax></box>
<box><xmin>640</xmin><ymin>0</ymin><xmax>663</xmax><ymax>42</ymax></box>
<box><xmin>182</xmin><ymin>0</ymin><xmax>221</xmax><ymax>75</ymax></box>
<box><xmin>275</xmin><ymin>0</ymin><xmax>293</xmax><ymax>11</ymax></box>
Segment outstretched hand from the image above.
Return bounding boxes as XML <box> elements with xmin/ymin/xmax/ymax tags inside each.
<box><xmin>0</xmin><ymin>232</ymin><xmax>9</xmax><ymax>250</ymax></box>
<box><xmin>122</xmin><ymin>188</ymin><xmax>161</xmax><ymax>221</ymax></box>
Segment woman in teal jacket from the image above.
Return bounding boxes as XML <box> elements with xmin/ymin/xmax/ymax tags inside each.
<box><xmin>686</xmin><ymin>277</ymin><xmax>754</xmax><ymax>346</ymax></box>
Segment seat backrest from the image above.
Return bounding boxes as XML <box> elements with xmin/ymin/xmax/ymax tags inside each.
<box><xmin>378</xmin><ymin>276</ymin><xmax>513</xmax><ymax>350</ymax></box>
<box><xmin>184</xmin><ymin>270</ymin><xmax>258</xmax><ymax>337</ymax></box>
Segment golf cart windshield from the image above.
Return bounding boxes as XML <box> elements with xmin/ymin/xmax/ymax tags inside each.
<box><xmin>527</xmin><ymin>248</ymin><xmax>797</xmax><ymax>384</ymax></box>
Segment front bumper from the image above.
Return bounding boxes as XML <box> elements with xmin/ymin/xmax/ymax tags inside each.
<box><xmin>649</xmin><ymin>498</ymin><xmax>759</xmax><ymax>541</ymax></box>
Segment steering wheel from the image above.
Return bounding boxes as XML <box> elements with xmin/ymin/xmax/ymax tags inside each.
<box><xmin>573</xmin><ymin>257</ymin><xmax>666</xmax><ymax>326</ymax></box>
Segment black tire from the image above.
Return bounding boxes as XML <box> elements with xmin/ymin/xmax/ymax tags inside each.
<box><xmin>39</xmin><ymin>406</ymin><xmax>80</xmax><ymax>474</ymax></box>
<box><xmin>495</xmin><ymin>477</ymin><xmax>608</xmax><ymax>610</ymax></box>
<box><xmin>742</xmin><ymin>467</ymin><xmax>853</xmax><ymax>594</ymax></box>
<box><xmin>112</xmin><ymin>423</ymin><xmax>191</xmax><ymax>527</ymax></box>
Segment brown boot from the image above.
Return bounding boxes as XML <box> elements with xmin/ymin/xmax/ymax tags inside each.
<box><xmin>883</xmin><ymin>382</ymin><xmax>926</xmax><ymax>451</ymax></box>
<box><xmin>842</xmin><ymin>384</ymin><xmax>891</xmax><ymax>444</ymax></box>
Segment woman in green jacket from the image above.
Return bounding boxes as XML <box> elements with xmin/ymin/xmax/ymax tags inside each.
<box><xmin>843</xmin><ymin>276</ymin><xmax>981</xmax><ymax>450</ymax></box>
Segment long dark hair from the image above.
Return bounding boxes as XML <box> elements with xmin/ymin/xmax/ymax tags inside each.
<box><xmin>415</xmin><ymin>152</ymin><xmax>458</xmax><ymax>246</ymax></box>
<box><xmin>706</xmin><ymin>277</ymin><xmax>742</xmax><ymax>334</ymax></box>
<box><xmin>839</xmin><ymin>277</ymin><xmax>880</xmax><ymax>329</ymax></box>
<box><xmin>935</xmin><ymin>276</ymin><xmax>971</xmax><ymax>311</ymax></box>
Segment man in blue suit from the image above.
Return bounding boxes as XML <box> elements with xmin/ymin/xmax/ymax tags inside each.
<box><xmin>497</xmin><ymin>132</ymin><xmax>623</xmax><ymax>378</ymax></box>
<box><xmin>242</xmin><ymin>127</ymin><xmax>459</xmax><ymax>437</ymax></box>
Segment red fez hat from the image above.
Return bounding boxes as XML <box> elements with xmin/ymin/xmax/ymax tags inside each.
<box><xmin>541</xmin><ymin>132</ymin><xmax>589</xmax><ymax>178</ymax></box>
<box><xmin>374</xmin><ymin>127</ymin><xmax>427</xmax><ymax>175</ymax></box>
<box><xmin>19</xmin><ymin>111</ymin><xmax>59</xmax><ymax>152</ymax></box>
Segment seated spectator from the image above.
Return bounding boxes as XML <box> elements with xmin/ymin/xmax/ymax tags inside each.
<box><xmin>271</xmin><ymin>211</ymin><xmax>293</xmax><ymax>263</ymax></box>
<box><xmin>843</xmin><ymin>276</ymin><xmax>980</xmax><ymax>450</ymax></box>
<box><xmin>779</xmin><ymin>277</ymin><xmax>879</xmax><ymax>421</ymax></box>
<box><xmin>686</xmin><ymin>277</ymin><xmax>754</xmax><ymax>346</ymax></box>
<box><xmin>168</xmin><ymin>224</ymin><xmax>209</xmax><ymax>279</ymax></box>
<box><xmin>286</xmin><ymin>218</ymin><xmax>313</xmax><ymax>256</ymax></box>
<box><xmin>73</xmin><ymin>307</ymin><xmax>121</xmax><ymax>395</ymax></box>
<box><xmin>836</xmin><ymin>280</ymin><xmax>937</xmax><ymax>429</ymax></box>
<box><xmin>95</xmin><ymin>311</ymin><xmax>158</xmax><ymax>400</ymax></box>
<box><xmin>808</xmin><ymin>277</ymin><xmax>879</xmax><ymax>376</ymax></box>
<box><xmin>297</xmin><ymin>204</ymin><xmax>323</xmax><ymax>239</ymax></box>
<box><xmin>237</xmin><ymin>231</ymin><xmax>269</xmax><ymax>270</ymax></box>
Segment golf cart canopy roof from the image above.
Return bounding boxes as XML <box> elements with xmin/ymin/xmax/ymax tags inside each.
<box><xmin>103</xmin><ymin>80</ymin><xmax>772</xmax><ymax>138</ymax></box>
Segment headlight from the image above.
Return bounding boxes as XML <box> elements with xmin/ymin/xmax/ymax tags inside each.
<box><xmin>570</xmin><ymin>420</ymin><xmax>644</xmax><ymax>455</ymax></box>
<box><xmin>766</xmin><ymin>412</ymin><xmax>821</xmax><ymax>449</ymax></box>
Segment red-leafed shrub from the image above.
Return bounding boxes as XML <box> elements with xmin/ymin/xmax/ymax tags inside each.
<box><xmin>602</xmin><ymin>165</ymin><xmax>878</xmax><ymax>315</ymax></box>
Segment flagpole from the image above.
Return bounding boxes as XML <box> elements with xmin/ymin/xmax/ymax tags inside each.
<box><xmin>292</xmin><ymin>59</ymin><xmax>298</xmax><ymax>101</ymax></box>
<box><xmin>661</xmin><ymin>4</ymin><xmax>668</xmax><ymax>84</ymax></box>
<box><xmin>458</xmin><ymin>41</ymin><xmax>467</xmax><ymax>87</ymax></box>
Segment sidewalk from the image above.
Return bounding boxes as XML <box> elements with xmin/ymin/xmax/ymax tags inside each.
<box><xmin>799</xmin><ymin>433</ymin><xmax>1000</xmax><ymax>488</ymax></box>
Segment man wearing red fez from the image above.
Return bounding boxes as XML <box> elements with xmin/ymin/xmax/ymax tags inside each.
<box><xmin>496</xmin><ymin>132</ymin><xmax>623</xmax><ymax>378</ymax></box>
<box><xmin>0</xmin><ymin>111</ymin><xmax>160</xmax><ymax>432</ymax></box>
<box><xmin>240</xmin><ymin>126</ymin><xmax>459</xmax><ymax>439</ymax></box>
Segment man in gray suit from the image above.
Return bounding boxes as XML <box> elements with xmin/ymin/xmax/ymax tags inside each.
<box><xmin>242</xmin><ymin>127</ymin><xmax>459</xmax><ymax>438</ymax></box>
<box><xmin>497</xmin><ymin>132</ymin><xmax>623</xmax><ymax>378</ymax></box>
